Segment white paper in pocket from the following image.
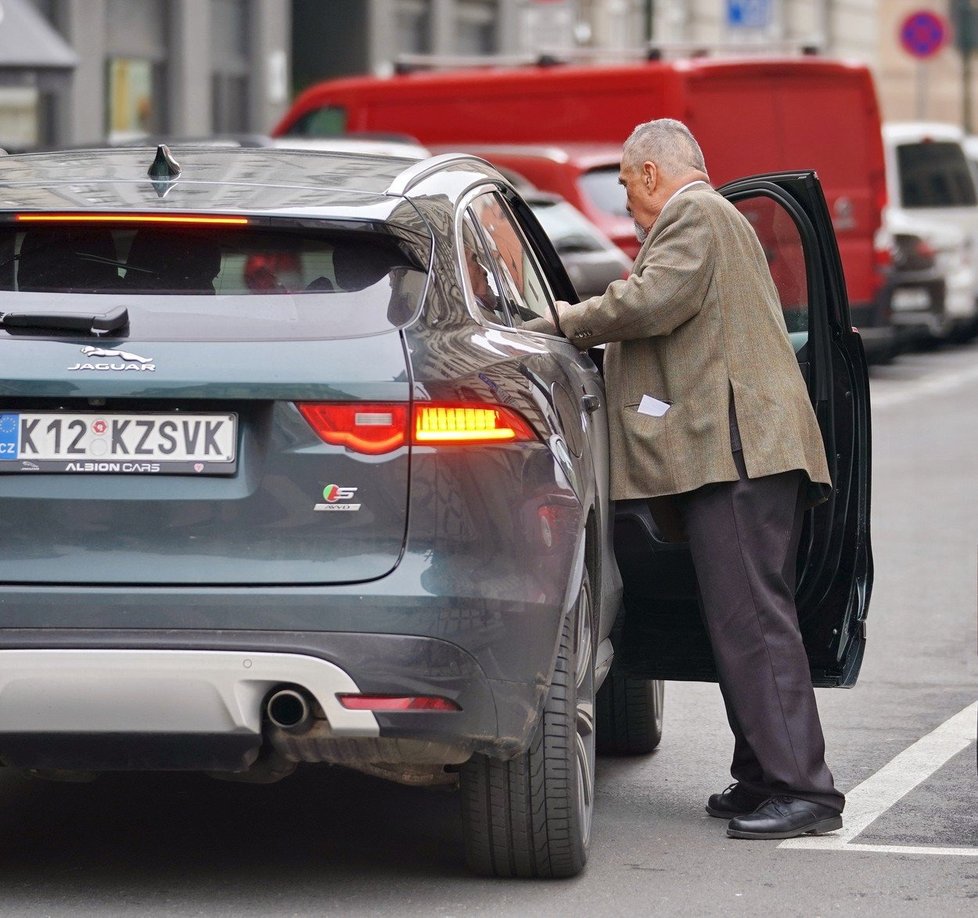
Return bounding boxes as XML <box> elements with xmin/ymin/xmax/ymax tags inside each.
<box><xmin>638</xmin><ymin>395</ymin><xmax>671</xmax><ymax>417</ymax></box>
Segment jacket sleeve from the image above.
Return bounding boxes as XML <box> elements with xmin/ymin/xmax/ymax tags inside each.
<box><xmin>558</xmin><ymin>197</ymin><xmax>715</xmax><ymax>348</ymax></box>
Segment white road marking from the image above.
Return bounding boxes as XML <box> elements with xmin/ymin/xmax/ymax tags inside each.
<box><xmin>871</xmin><ymin>364</ymin><xmax>978</xmax><ymax>408</ymax></box>
<box><xmin>780</xmin><ymin>701</ymin><xmax>978</xmax><ymax>855</ymax></box>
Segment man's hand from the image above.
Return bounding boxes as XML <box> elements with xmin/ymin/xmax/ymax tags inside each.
<box><xmin>553</xmin><ymin>300</ymin><xmax>572</xmax><ymax>334</ymax></box>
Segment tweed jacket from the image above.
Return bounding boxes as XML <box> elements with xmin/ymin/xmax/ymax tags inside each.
<box><xmin>558</xmin><ymin>184</ymin><xmax>831</xmax><ymax>502</ymax></box>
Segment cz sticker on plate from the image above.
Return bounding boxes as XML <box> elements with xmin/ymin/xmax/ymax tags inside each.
<box><xmin>0</xmin><ymin>411</ymin><xmax>237</xmax><ymax>475</ymax></box>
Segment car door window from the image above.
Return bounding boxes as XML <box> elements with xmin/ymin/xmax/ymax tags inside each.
<box><xmin>469</xmin><ymin>192</ymin><xmax>555</xmax><ymax>327</ymax></box>
<box><xmin>732</xmin><ymin>195</ymin><xmax>810</xmax><ymax>352</ymax></box>
<box><xmin>461</xmin><ymin>212</ymin><xmax>508</xmax><ymax>324</ymax></box>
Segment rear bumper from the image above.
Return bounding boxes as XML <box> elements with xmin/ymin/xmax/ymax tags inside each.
<box><xmin>0</xmin><ymin>628</ymin><xmax>545</xmax><ymax>771</ymax></box>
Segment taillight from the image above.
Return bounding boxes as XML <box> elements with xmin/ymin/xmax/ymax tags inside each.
<box><xmin>414</xmin><ymin>405</ymin><xmax>536</xmax><ymax>444</ymax></box>
<box><xmin>337</xmin><ymin>694</ymin><xmax>460</xmax><ymax>712</ymax></box>
<box><xmin>297</xmin><ymin>402</ymin><xmax>538</xmax><ymax>454</ymax></box>
<box><xmin>914</xmin><ymin>239</ymin><xmax>937</xmax><ymax>260</ymax></box>
<box><xmin>297</xmin><ymin>403</ymin><xmax>409</xmax><ymax>455</ymax></box>
<box><xmin>874</xmin><ymin>245</ymin><xmax>892</xmax><ymax>272</ymax></box>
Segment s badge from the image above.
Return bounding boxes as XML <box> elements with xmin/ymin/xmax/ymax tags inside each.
<box><xmin>314</xmin><ymin>483</ymin><xmax>361</xmax><ymax>512</ymax></box>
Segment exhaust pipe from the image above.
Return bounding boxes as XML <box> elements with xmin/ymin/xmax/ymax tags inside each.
<box><xmin>265</xmin><ymin>688</ymin><xmax>312</xmax><ymax>730</ymax></box>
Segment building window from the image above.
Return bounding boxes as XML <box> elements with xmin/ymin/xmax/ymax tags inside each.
<box><xmin>106</xmin><ymin>0</ymin><xmax>167</xmax><ymax>141</ymax></box>
<box><xmin>456</xmin><ymin>1</ymin><xmax>496</xmax><ymax>54</ymax></box>
<box><xmin>107</xmin><ymin>58</ymin><xmax>163</xmax><ymax>140</ymax></box>
<box><xmin>396</xmin><ymin>0</ymin><xmax>431</xmax><ymax>54</ymax></box>
<box><xmin>211</xmin><ymin>0</ymin><xmax>251</xmax><ymax>133</ymax></box>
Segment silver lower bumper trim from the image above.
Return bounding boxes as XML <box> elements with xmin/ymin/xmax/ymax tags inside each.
<box><xmin>0</xmin><ymin>649</ymin><xmax>379</xmax><ymax>737</ymax></box>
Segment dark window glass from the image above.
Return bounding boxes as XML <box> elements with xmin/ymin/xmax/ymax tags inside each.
<box><xmin>0</xmin><ymin>224</ymin><xmax>427</xmax><ymax>340</ymax></box>
<box><xmin>897</xmin><ymin>142</ymin><xmax>978</xmax><ymax>208</ymax></box>
<box><xmin>578</xmin><ymin>166</ymin><xmax>628</xmax><ymax>218</ymax></box>
<box><xmin>288</xmin><ymin>106</ymin><xmax>348</xmax><ymax>137</ymax></box>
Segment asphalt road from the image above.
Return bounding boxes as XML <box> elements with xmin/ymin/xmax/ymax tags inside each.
<box><xmin>0</xmin><ymin>340</ymin><xmax>976</xmax><ymax>917</ymax></box>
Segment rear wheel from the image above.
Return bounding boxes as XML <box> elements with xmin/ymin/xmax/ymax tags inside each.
<box><xmin>595</xmin><ymin>671</ymin><xmax>664</xmax><ymax>755</ymax></box>
<box><xmin>460</xmin><ymin>571</ymin><xmax>595</xmax><ymax>878</ymax></box>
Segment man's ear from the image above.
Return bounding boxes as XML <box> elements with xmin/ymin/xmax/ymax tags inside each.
<box><xmin>642</xmin><ymin>161</ymin><xmax>658</xmax><ymax>192</ymax></box>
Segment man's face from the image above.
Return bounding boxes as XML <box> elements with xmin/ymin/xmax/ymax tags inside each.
<box><xmin>618</xmin><ymin>160</ymin><xmax>656</xmax><ymax>242</ymax></box>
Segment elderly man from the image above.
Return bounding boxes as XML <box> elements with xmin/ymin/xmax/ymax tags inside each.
<box><xmin>555</xmin><ymin>118</ymin><xmax>844</xmax><ymax>840</ymax></box>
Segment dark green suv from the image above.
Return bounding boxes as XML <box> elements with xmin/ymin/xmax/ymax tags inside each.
<box><xmin>0</xmin><ymin>146</ymin><xmax>872</xmax><ymax>877</ymax></box>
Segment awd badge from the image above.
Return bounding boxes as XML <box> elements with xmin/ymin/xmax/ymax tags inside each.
<box><xmin>314</xmin><ymin>483</ymin><xmax>361</xmax><ymax>512</ymax></box>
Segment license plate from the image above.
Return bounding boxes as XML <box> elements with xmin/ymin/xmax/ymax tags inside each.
<box><xmin>0</xmin><ymin>411</ymin><xmax>237</xmax><ymax>474</ymax></box>
<box><xmin>891</xmin><ymin>288</ymin><xmax>931</xmax><ymax>311</ymax></box>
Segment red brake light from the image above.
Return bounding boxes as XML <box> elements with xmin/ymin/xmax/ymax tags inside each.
<box><xmin>297</xmin><ymin>402</ymin><xmax>538</xmax><ymax>454</ymax></box>
<box><xmin>15</xmin><ymin>213</ymin><xmax>249</xmax><ymax>225</ymax></box>
<box><xmin>337</xmin><ymin>694</ymin><xmax>460</xmax><ymax>712</ymax></box>
<box><xmin>297</xmin><ymin>403</ymin><xmax>408</xmax><ymax>455</ymax></box>
<box><xmin>914</xmin><ymin>239</ymin><xmax>937</xmax><ymax>260</ymax></box>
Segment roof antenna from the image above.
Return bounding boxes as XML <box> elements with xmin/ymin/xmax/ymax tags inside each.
<box><xmin>147</xmin><ymin>144</ymin><xmax>181</xmax><ymax>197</ymax></box>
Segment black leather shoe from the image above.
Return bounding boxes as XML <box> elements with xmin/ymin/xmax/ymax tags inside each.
<box><xmin>705</xmin><ymin>783</ymin><xmax>768</xmax><ymax>818</ymax></box>
<box><xmin>726</xmin><ymin>796</ymin><xmax>843</xmax><ymax>839</ymax></box>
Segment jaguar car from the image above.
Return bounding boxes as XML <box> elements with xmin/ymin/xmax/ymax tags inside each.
<box><xmin>0</xmin><ymin>146</ymin><xmax>872</xmax><ymax>879</ymax></box>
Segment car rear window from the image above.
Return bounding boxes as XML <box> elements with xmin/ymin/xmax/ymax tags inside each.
<box><xmin>578</xmin><ymin>166</ymin><xmax>629</xmax><ymax>219</ymax></box>
<box><xmin>0</xmin><ymin>221</ymin><xmax>427</xmax><ymax>340</ymax></box>
<box><xmin>897</xmin><ymin>142</ymin><xmax>978</xmax><ymax>208</ymax></box>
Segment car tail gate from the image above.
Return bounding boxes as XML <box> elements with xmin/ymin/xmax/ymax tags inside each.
<box><xmin>0</xmin><ymin>217</ymin><xmax>429</xmax><ymax>587</ymax></box>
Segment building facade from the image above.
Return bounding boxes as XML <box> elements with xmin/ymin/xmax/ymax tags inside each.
<box><xmin>5</xmin><ymin>1</ymin><xmax>975</xmax><ymax>152</ymax></box>
<box><xmin>0</xmin><ymin>0</ymin><xmax>290</xmax><ymax>151</ymax></box>
<box><xmin>291</xmin><ymin>0</ymin><xmax>881</xmax><ymax>91</ymax></box>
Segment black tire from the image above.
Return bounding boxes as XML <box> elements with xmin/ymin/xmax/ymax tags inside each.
<box><xmin>595</xmin><ymin>670</ymin><xmax>664</xmax><ymax>755</ymax></box>
<box><xmin>460</xmin><ymin>571</ymin><xmax>595</xmax><ymax>878</ymax></box>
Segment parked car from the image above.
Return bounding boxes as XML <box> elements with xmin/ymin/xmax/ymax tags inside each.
<box><xmin>882</xmin><ymin>121</ymin><xmax>978</xmax><ymax>342</ymax></box>
<box><xmin>0</xmin><ymin>146</ymin><xmax>872</xmax><ymax>878</ymax></box>
<box><xmin>878</xmin><ymin>213</ymin><xmax>974</xmax><ymax>348</ymax></box>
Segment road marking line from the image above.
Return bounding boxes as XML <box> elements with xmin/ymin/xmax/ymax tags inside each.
<box><xmin>780</xmin><ymin>701</ymin><xmax>978</xmax><ymax>855</ymax></box>
<box><xmin>871</xmin><ymin>364</ymin><xmax>978</xmax><ymax>408</ymax></box>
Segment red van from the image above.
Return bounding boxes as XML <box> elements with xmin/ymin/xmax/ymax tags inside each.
<box><xmin>275</xmin><ymin>56</ymin><xmax>889</xmax><ymax>356</ymax></box>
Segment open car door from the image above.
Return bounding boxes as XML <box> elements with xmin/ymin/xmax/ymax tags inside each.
<box><xmin>613</xmin><ymin>171</ymin><xmax>873</xmax><ymax>688</ymax></box>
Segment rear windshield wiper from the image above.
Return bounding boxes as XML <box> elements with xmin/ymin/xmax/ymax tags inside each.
<box><xmin>0</xmin><ymin>305</ymin><xmax>129</xmax><ymax>335</ymax></box>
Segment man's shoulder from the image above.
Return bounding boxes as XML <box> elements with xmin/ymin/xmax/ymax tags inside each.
<box><xmin>664</xmin><ymin>185</ymin><xmax>727</xmax><ymax>222</ymax></box>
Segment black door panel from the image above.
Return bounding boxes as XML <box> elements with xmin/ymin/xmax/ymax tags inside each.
<box><xmin>615</xmin><ymin>171</ymin><xmax>873</xmax><ymax>688</ymax></box>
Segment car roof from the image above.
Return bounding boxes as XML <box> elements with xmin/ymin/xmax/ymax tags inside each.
<box><xmin>0</xmin><ymin>145</ymin><xmax>495</xmax><ymax>218</ymax></box>
<box><xmin>882</xmin><ymin>122</ymin><xmax>966</xmax><ymax>144</ymax></box>
<box><xmin>431</xmin><ymin>142</ymin><xmax>623</xmax><ymax>170</ymax></box>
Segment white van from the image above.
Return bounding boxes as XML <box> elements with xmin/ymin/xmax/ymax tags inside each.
<box><xmin>882</xmin><ymin>122</ymin><xmax>978</xmax><ymax>341</ymax></box>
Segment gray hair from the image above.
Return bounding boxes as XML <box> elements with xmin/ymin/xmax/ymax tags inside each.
<box><xmin>622</xmin><ymin>119</ymin><xmax>707</xmax><ymax>177</ymax></box>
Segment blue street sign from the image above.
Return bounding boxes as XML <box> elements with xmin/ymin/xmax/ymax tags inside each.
<box><xmin>899</xmin><ymin>10</ymin><xmax>947</xmax><ymax>59</ymax></box>
<box><xmin>727</xmin><ymin>0</ymin><xmax>772</xmax><ymax>29</ymax></box>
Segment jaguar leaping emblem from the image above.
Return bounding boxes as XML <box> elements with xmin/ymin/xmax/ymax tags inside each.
<box><xmin>80</xmin><ymin>346</ymin><xmax>153</xmax><ymax>364</ymax></box>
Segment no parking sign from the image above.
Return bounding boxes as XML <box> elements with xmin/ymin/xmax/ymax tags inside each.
<box><xmin>899</xmin><ymin>9</ymin><xmax>948</xmax><ymax>58</ymax></box>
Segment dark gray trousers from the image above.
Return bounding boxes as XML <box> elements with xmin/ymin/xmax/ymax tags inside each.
<box><xmin>677</xmin><ymin>450</ymin><xmax>844</xmax><ymax>812</ymax></box>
